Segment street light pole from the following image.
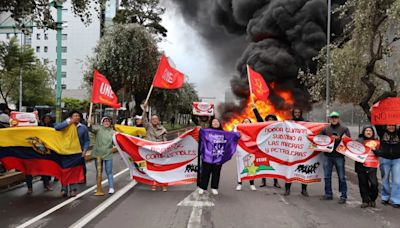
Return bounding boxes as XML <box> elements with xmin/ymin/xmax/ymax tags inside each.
<box><xmin>326</xmin><ymin>0</ymin><xmax>332</xmax><ymax>119</ymax></box>
<box><xmin>53</xmin><ymin>1</ymin><xmax>63</xmax><ymax>122</ymax></box>
<box><xmin>19</xmin><ymin>33</ymin><xmax>24</xmax><ymax>111</ymax></box>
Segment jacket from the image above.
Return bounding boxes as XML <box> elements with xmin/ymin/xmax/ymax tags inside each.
<box><xmin>320</xmin><ymin>123</ymin><xmax>351</xmax><ymax>157</ymax></box>
<box><xmin>355</xmin><ymin>126</ymin><xmax>378</xmax><ymax>172</ymax></box>
<box><xmin>55</xmin><ymin>119</ymin><xmax>90</xmax><ymax>151</ymax></box>
<box><xmin>89</xmin><ymin>126</ymin><xmax>115</xmax><ymax>160</ymax></box>
<box><xmin>375</xmin><ymin>125</ymin><xmax>400</xmax><ymax>160</ymax></box>
<box><xmin>142</xmin><ymin>112</ymin><xmax>167</xmax><ymax>142</ymax></box>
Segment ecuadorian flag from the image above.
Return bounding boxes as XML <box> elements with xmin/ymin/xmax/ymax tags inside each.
<box><xmin>0</xmin><ymin>125</ymin><xmax>84</xmax><ymax>185</ymax></box>
<box><xmin>115</xmin><ymin>124</ymin><xmax>146</xmax><ymax>137</ymax></box>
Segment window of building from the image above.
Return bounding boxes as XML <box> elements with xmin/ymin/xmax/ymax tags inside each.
<box><xmin>61</xmin><ymin>84</ymin><xmax>67</xmax><ymax>90</ymax></box>
<box><xmin>26</xmin><ymin>35</ymin><xmax>32</xmax><ymax>45</ymax></box>
<box><xmin>62</xmin><ymin>46</ymin><xmax>67</xmax><ymax>53</ymax></box>
<box><xmin>36</xmin><ymin>34</ymin><xmax>40</xmax><ymax>40</ymax></box>
<box><xmin>43</xmin><ymin>58</ymin><xmax>49</xmax><ymax>64</ymax></box>
<box><xmin>44</xmin><ymin>34</ymin><xmax>48</xmax><ymax>40</ymax></box>
<box><xmin>62</xmin><ymin>59</ymin><xmax>67</xmax><ymax>65</ymax></box>
<box><xmin>61</xmin><ymin>72</ymin><xmax>67</xmax><ymax>78</ymax></box>
<box><xmin>44</xmin><ymin>46</ymin><xmax>48</xmax><ymax>53</ymax></box>
<box><xmin>36</xmin><ymin>46</ymin><xmax>40</xmax><ymax>53</ymax></box>
<box><xmin>62</xmin><ymin>34</ymin><xmax>68</xmax><ymax>40</ymax></box>
<box><xmin>62</xmin><ymin>8</ymin><xmax>68</xmax><ymax>12</ymax></box>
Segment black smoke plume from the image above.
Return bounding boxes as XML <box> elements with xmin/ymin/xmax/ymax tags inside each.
<box><xmin>170</xmin><ymin>0</ymin><xmax>346</xmax><ymax>119</ymax></box>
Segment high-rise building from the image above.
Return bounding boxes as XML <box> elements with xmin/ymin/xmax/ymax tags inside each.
<box><xmin>0</xmin><ymin>0</ymin><xmax>104</xmax><ymax>100</ymax></box>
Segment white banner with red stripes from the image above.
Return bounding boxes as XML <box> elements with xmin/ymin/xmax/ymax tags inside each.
<box><xmin>114</xmin><ymin>128</ymin><xmax>199</xmax><ymax>186</ymax></box>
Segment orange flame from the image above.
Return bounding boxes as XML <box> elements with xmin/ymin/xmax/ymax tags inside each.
<box><xmin>224</xmin><ymin>88</ymin><xmax>295</xmax><ymax>131</ymax></box>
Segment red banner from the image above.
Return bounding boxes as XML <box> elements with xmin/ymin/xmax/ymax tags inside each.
<box><xmin>192</xmin><ymin>102</ymin><xmax>214</xmax><ymax>116</ymax></box>
<box><xmin>336</xmin><ymin>136</ymin><xmax>370</xmax><ymax>163</ymax></box>
<box><xmin>247</xmin><ymin>65</ymin><xmax>269</xmax><ymax>101</ymax></box>
<box><xmin>91</xmin><ymin>70</ymin><xmax>121</xmax><ymax>108</ymax></box>
<box><xmin>152</xmin><ymin>55</ymin><xmax>185</xmax><ymax>89</ymax></box>
<box><xmin>114</xmin><ymin>128</ymin><xmax>199</xmax><ymax>186</ymax></box>
<box><xmin>371</xmin><ymin>97</ymin><xmax>400</xmax><ymax>124</ymax></box>
<box><xmin>236</xmin><ymin>121</ymin><xmax>327</xmax><ymax>184</ymax></box>
<box><xmin>363</xmin><ymin>140</ymin><xmax>380</xmax><ymax>168</ymax></box>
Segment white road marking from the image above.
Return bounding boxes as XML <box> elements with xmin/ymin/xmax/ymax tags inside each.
<box><xmin>16</xmin><ymin>168</ymin><xmax>129</xmax><ymax>228</ymax></box>
<box><xmin>187</xmin><ymin>206</ymin><xmax>202</xmax><ymax>228</ymax></box>
<box><xmin>69</xmin><ymin>180</ymin><xmax>137</xmax><ymax>228</ymax></box>
<box><xmin>178</xmin><ymin>190</ymin><xmax>214</xmax><ymax>228</ymax></box>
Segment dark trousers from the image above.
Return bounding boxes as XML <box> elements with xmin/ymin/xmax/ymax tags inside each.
<box><xmin>357</xmin><ymin>168</ymin><xmax>378</xmax><ymax>203</ymax></box>
<box><xmin>238</xmin><ymin>180</ymin><xmax>255</xmax><ymax>185</ymax></box>
<box><xmin>199</xmin><ymin>162</ymin><xmax>222</xmax><ymax>190</ymax></box>
<box><xmin>285</xmin><ymin>183</ymin><xmax>307</xmax><ymax>191</ymax></box>
<box><xmin>26</xmin><ymin>175</ymin><xmax>50</xmax><ymax>189</ymax></box>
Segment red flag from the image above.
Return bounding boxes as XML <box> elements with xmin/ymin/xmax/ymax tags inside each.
<box><xmin>152</xmin><ymin>55</ymin><xmax>185</xmax><ymax>89</ymax></box>
<box><xmin>247</xmin><ymin>65</ymin><xmax>269</xmax><ymax>101</ymax></box>
<box><xmin>91</xmin><ymin>70</ymin><xmax>121</xmax><ymax>108</ymax></box>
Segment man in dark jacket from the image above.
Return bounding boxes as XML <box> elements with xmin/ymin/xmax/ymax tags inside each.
<box><xmin>375</xmin><ymin>124</ymin><xmax>400</xmax><ymax>208</ymax></box>
<box><xmin>320</xmin><ymin>111</ymin><xmax>350</xmax><ymax>204</ymax></box>
<box><xmin>285</xmin><ymin>108</ymin><xmax>309</xmax><ymax>197</ymax></box>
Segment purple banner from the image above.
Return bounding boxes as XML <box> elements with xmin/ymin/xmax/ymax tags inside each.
<box><xmin>200</xmin><ymin>129</ymin><xmax>240</xmax><ymax>165</ymax></box>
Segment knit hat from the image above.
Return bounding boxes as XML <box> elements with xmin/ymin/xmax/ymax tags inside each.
<box><xmin>101</xmin><ymin>116</ymin><xmax>111</xmax><ymax>123</ymax></box>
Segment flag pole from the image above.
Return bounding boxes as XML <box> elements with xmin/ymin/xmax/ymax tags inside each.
<box><xmin>144</xmin><ymin>84</ymin><xmax>154</xmax><ymax>104</ymax></box>
<box><xmin>246</xmin><ymin>65</ymin><xmax>255</xmax><ymax>105</ymax></box>
<box><xmin>87</xmin><ymin>102</ymin><xmax>93</xmax><ymax>127</ymax></box>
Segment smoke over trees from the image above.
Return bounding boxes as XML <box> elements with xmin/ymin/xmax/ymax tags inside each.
<box><xmin>170</xmin><ymin>0</ymin><xmax>346</xmax><ymax>119</ymax></box>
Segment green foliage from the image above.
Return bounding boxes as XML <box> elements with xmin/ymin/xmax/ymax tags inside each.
<box><xmin>0</xmin><ymin>37</ymin><xmax>54</xmax><ymax>107</ymax></box>
<box><xmin>113</xmin><ymin>0</ymin><xmax>167</xmax><ymax>38</ymax></box>
<box><xmin>63</xmin><ymin>97</ymin><xmax>84</xmax><ymax>110</ymax></box>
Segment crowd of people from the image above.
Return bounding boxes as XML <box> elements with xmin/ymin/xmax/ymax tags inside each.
<box><xmin>0</xmin><ymin>101</ymin><xmax>399</xmax><ymax>210</ymax></box>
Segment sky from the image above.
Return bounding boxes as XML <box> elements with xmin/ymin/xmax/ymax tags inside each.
<box><xmin>158</xmin><ymin>3</ymin><xmax>232</xmax><ymax>105</ymax></box>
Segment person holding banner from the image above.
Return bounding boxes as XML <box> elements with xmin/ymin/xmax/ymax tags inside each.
<box><xmin>236</xmin><ymin>118</ymin><xmax>257</xmax><ymax>191</ymax></box>
<box><xmin>199</xmin><ymin>118</ymin><xmax>240</xmax><ymax>195</ymax></box>
<box><xmin>89</xmin><ymin>116</ymin><xmax>116</xmax><ymax>194</ymax></box>
<box><xmin>285</xmin><ymin>108</ymin><xmax>309</xmax><ymax>197</ymax></box>
<box><xmin>251</xmin><ymin>105</ymin><xmax>281</xmax><ymax>189</ymax></box>
<box><xmin>142</xmin><ymin>103</ymin><xmax>168</xmax><ymax>191</ymax></box>
<box><xmin>55</xmin><ymin>111</ymin><xmax>90</xmax><ymax>197</ymax></box>
<box><xmin>375</xmin><ymin>124</ymin><xmax>400</xmax><ymax>208</ymax></box>
<box><xmin>355</xmin><ymin>126</ymin><xmax>379</xmax><ymax>208</ymax></box>
<box><xmin>320</xmin><ymin>112</ymin><xmax>350</xmax><ymax>204</ymax></box>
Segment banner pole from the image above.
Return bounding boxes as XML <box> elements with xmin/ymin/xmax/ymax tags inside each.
<box><xmin>88</xmin><ymin>102</ymin><xmax>93</xmax><ymax>127</ymax></box>
<box><xmin>144</xmin><ymin>85</ymin><xmax>154</xmax><ymax>104</ymax></box>
<box><xmin>246</xmin><ymin>65</ymin><xmax>255</xmax><ymax>105</ymax></box>
<box><xmin>94</xmin><ymin>156</ymin><xmax>105</xmax><ymax>196</ymax></box>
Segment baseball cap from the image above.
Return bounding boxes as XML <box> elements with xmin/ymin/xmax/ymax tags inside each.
<box><xmin>328</xmin><ymin>111</ymin><xmax>340</xmax><ymax>118</ymax></box>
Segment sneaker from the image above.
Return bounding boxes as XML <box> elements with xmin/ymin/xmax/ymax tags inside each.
<box><xmin>69</xmin><ymin>189</ymin><xmax>77</xmax><ymax>197</ymax></box>
<box><xmin>198</xmin><ymin>189</ymin><xmax>204</xmax><ymax>195</ymax></box>
<box><xmin>60</xmin><ymin>190</ymin><xmax>68</xmax><ymax>198</ymax></box>
<box><xmin>26</xmin><ymin>188</ymin><xmax>33</xmax><ymax>195</ymax></box>
<box><xmin>211</xmin><ymin>189</ymin><xmax>219</xmax><ymax>195</ymax></box>
<box><xmin>392</xmin><ymin>204</ymin><xmax>400</xmax><ymax>208</ymax></box>
<box><xmin>360</xmin><ymin>202</ymin><xmax>369</xmax><ymax>208</ymax></box>
<box><xmin>320</xmin><ymin>195</ymin><xmax>333</xmax><ymax>200</ymax></box>
<box><xmin>283</xmin><ymin>189</ymin><xmax>290</xmax><ymax>196</ymax></box>
<box><xmin>301</xmin><ymin>190</ymin><xmax>309</xmax><ymax>197</ymax></box>
<box><xmin>162</xmin><ymin>186</ymin><xmax>168</xmax><ymax>192</ymax></box>
<box><xmin>108</xmin><ymin>188</ymin><xmax>115</xmax><ymax>194</ymax></box>
<box><xmin>381</xmin><ymin>200</ymin><xmax>389</xmax><ymax>205</ymax></box>
<box><xmin>338</xmin><ymin>198</ymin><xmax>347</xmax><ymax>204</ymax></box>
<box><xmin>45</xmin><ymin>185</ymin><xmax>53</xmax><ymax>191</ymax></box>
<box><xmin>250</xmin><ymin>185</ymin><xmax>256</xmax><ymax>191</ymax></box>
<box><xmin>151</xmin><ymin>185</ymin><xmax>157</xmax><ymax>191</ymax></box>
<box><xmin>236</xmin><ymin>184</ymin><xmax>242</xmax><ymax>191</ymax></box>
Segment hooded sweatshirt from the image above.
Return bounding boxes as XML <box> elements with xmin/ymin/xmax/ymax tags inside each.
<box><xmin>375</xmin><ymin>125</ymin><xmax>400</xmax><ymax>160</ymax></box>
<box><xmin>89</xmin><ymin>125</ymin><xmax>115</xmax><ymax>160</ymax></box>
<box><xmin>355</xmin><ymin>126</ymin><xmax>377</xmax><ymax>172</ymax></box>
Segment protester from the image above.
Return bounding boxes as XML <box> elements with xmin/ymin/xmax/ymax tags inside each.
<box><xmin>55</xmin><ymin>110</ymin><xmax>90</xmax><ymax>197</ymax></box>
<box><xmin>0</xmin><ymin>103</ymin><xmax>10</xmax><ymax>128</ymax></box>
<box><xmin>89</xmin><ymin>116</ymin><xmax>116</xmax><ymax>194</ymax></box>
<box><xmin>170</xmin><ymin>116</ymin><xmax>176</xmax><ymax>128</ymax></box>
<box><xmin>285</xmin><ymin>108</ymin><xmax>308</xmax><ymax>197</ymax></box>
<box><xmin>374</xmin><ymin>124</ymin><xmax>400</xmax><ymax>208</ymax></box>
<box><xmin>356</xmin><ymin>126</ymin><xmax>379</xmax><ymax>208</ymax></box>
<box><xmin>320</xmin><ymin>111</ymin><xmax>350</xmax><ymax>204</ymax></box>
<box><xmin>40</xmin><ymin>114</ymin><xmax>54</xmax><ymax>128</ymax></box>
<box><xmin>252</xmin><ymin>104</ymin><xmax>281</xmax><ymax>189</ymax></box>
<box><xmin>142</xmin><ymin>103</ymin><xmax>168</xmax><ymax>191</ymax></box>
<box><xmin>134</xmin><ymin>115</ymin><xmax>144</xmax><ymax>127</ymax></box>
<box><xmin>199</xmin><ymin>118</ymin><xmax>226</xmax><ymax>195</ymax></box>
<box><xmin>236</xmin><ymin>118</ymin><xmax>256</xmax><ymax>191</ymax></box>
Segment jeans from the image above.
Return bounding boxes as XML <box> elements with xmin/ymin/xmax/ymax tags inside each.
<box><xmin>25</xmin><ymin>175</ymin><xmax>50</xmax><ymax>189</ymax></box>
<box><xmin>323</xmin><ymin>156</ymin><xmax>347</xmax><ymax>199</ymax></box>
<box><xmin>95</xmin><ymin>159</ymin><xmax>114</xmax><ymax>189</ymax></box>
<box><xmin>379</xmin><ymin>157</ymin><xmax>400</xmax><ymax>204</ymax></box>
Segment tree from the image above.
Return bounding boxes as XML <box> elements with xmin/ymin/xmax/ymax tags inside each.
<box><xmin>84</xmin><ymin>23</ymin><xmax>160</xmax><ymax>116</ymax></box>
<box><xmin>0</xmin><ymin>0</ymin><xmax>103</xmax><ymax>30</ymax></box>
<box><xmin>63</xmin><ymin>97</ymin><xmax>84</xmax><ymax>110</ymax></box>
<box><xmin>0</xmin><ymin>37</ymin><xmax>55</xmax><ymax>107</ymax></box>
<box><xmin>301</xmin><ymin>0</ymin><xmax>400</xmax><ymax>118</ymax></box>
<box><xmin>113</xmin><ymin>0</ymin><xmax>167</xmax><ymax>38</ymax></box>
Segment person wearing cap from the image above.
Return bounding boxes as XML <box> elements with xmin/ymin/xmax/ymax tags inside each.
<box><xmin>320</xmin><ymin>111</ymin><xmax>351</xmax><ymax>204</ymax></box>
<box><xmin>89</xmin><ymin>116</ymin><xmax>116</xmax><ymax>194</ymax></box>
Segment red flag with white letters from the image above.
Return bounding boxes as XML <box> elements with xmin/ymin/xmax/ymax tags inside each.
<box><xmin>91</xmin><ymin>70</ymin><xmax>121</xmax><ymax>108</ymax></box>
<box><xmin>152</xmin><ymin>55</ymin><xmax>185</xmax><ymax>89</ymax></box>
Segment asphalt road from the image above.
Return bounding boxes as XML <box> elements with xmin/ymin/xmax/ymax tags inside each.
<box><xmin>2</xmin><ymin>125</ymin><xmax>400</xmax><ymax>228</ymax></box>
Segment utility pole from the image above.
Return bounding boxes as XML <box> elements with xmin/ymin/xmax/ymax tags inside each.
<box><xmin>52</xmin><ymin>1</ymin><xmax>63</xmax><ymax>122</ymax></box>
<box><xmin>19</xmin><ymin>33</ymin><xmax>24</xmax><ymax>111</ymax></box>
<box><xmin>326</xmin><ymin>0</ymin><xmax>332</xmax><ymax>119</ymax></box>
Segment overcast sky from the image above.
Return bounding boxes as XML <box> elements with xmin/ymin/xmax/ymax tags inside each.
<box><xmin>158</xmin><ymin>4</ymin><xmax>231</xmax><ymax>105</ymax></box>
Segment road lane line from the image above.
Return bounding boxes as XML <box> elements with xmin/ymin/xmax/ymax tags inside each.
<box><xmin>69</xmin><ymin>180</ymin><xmax>137</xmax><ymax>228</ymax></box>
<box><xmin>16</xmin><ymin>168</ymin><xmax>129</xmax><ymax>228</ymax></box>
<box><xmin>187</xmin><ymin>206</ymin><xmax>202</xmax><ymax>228</ymax></box>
